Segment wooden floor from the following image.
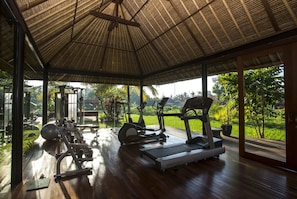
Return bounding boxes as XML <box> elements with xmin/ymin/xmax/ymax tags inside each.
<box><xmin>3</xmin><ymin>127</ymin><xmax>297</xmax><ymax>199</ymax></box>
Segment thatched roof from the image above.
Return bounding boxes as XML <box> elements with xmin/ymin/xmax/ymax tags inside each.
<box><xmin>1</xmin><ymin>0</ymin><xmax>297</xmax><ymax>85</ymax></box>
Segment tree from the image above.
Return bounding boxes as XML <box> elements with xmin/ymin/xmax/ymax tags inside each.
<box><xmin>92</xmin><ymin>84</ymin><xmax>158</xmax><ymax>122</ymax></box>
<box><xmin>244</xmin><ymin>66</ymin><xmax>284</xmax><ymax>138</ymax></box>
<box><xmin>0</xmin><ymin>70</ymin><xmax>12</xmax><ymax>86</ymax></box>
<box><xmin>213</xmin><ymin>73</ymin><xmax>238</xmax><ymax>125</ymax></box>
<box><xmin>213</xmin><ymin>65</ymin><xmax>284</xmax><ymax>138</ymax></box>
<box><xmin>24</xmin><ymin>85</ymin><xmax>43</xmax><ymax>116</ymax></box>
<box><xmin>93</xmin><ymin>84</ymin><xmax>125</xmax><ymax>122</ymax></box>
<box><xmin>128</xmin><ymin>85</ymin><xmax>158</xmax><ymax>105</ymax></box>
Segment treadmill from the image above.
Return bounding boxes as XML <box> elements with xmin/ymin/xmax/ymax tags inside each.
<box><xmin>140</xmin><ymin>97</ymin><xmax>225</xmax><ymax>170</ymax></box>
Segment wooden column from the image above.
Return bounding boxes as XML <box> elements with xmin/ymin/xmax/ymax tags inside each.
<box><xmin>127</xmin><ymin>85</ymin><xmax>131</xmax><ymax>122</ymax></box>
<box><xmin>284</xmin><ymin>42</ymin><xmax>297</xmax><ymax>170</ymax></box>
<box><xmin>127</xmin><ymin>86</ymin><xmax>130</xmax><ymax>113</ymax></box>
<box><xmin>11</xmin><ymin>23</ymin><xmax>24</xmax><ymax>189</ymax></box>
<box><xmin>202</xmin><ymin>64</ymin><xmax>207</xmax><ymax>98</ymax></box>
<box><xmin>202</xmin><ymin>64</ymin><xmax>207</xmax><ymax>135</ymax></box>
<box><xmin>42</xmin><ymin>69</ymin><xmax>48</xmax><ymax>125</ymax></box>
<box><xmin>139</xmin><ymin>80</ymin><xmax>143</xmax><ymax>105</ymax></box>
<box><xmin>237</xmin><ymin>56</ymin><xmax>245</xmax><ymax>156</ymax></box>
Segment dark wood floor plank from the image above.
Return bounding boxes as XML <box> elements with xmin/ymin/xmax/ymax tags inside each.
<box><xmin>4</xmin><ymin>127</ymin><xmax>297</xmax><ymax>199</ymax></box>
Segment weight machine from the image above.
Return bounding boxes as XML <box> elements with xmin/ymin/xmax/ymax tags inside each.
<box><xmin>55</xmin><ymin>85</ymin><xmax>79</xmax><ymax>123</ymax></box>
<box><xmin>141</xmin><ymin>96</ymin><xmax>225</xmax><ymax>170</ymax></box>
<box><xmin>0</xmin><ymin>86</ymin><xmax>12</xmax><ymax>144</ymax></box>
<box><xmin>41</xmin><ymin>119</ymin><xmax>93</xmax><ymax>182</ymax></box>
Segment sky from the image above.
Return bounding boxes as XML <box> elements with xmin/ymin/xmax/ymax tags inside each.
<box><xmin>152</xmin><ymin>75</ymin><xmax>217</xmax><ymax>98</ymax></box>
<box><xmin>27</xmin><ymin>75</ymin><xmax>217</xmax><ymax>98</ymax></box>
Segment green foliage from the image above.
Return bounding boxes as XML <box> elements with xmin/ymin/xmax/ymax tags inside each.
<box><xmin>128</xmin><ymin>103</ymin><xmax>285</xmax><ymax>141</ymax></box>
<box><xmin>212</xmin><ymin>73</ymin><xmax>238</xmax><ymax>125</ymax></box>
<box><xmin>93</xmin><ymin>84</ymin><xmax>125</xmax><ymax>122</ymax></box>
<box><xmin>130</xmin><ymin>114</ymin><xmax>285</xmax><ymax>141</ymax></box>
<box><xmin>212</xmin><ymin>65</ymin><xmax>284</xmax><ymax>138</ymax></box>
<box><xmin>213</xmin><ymin>73</ymin><xmax>238</xmax><ymax>101</ymax></box>
<box><xmin>0</xmin><ymin>129</ymin><xmax>40</xmax><ymax>166</ymax></box>
<box><xmin>23</xmin><ymin>129</ymin><xmax>40</xmax><ymax>155</ymax></box>
<box><xmin>102</xmin><ymin>96</ymin><xmax>123</xmax><ymax>122</ymax></box>
<box><xmin>244</xmin><ymin>66</ymin><xmax>284</xmax><ymax>138</ymax></box>
<box><xmin>0</xmin><ymin>69</ymin><xmax>12</xmax><ymax>86</ymax></box>
<box><xmin>213</xmin><ymin>99</ymin><xmax>237</xmax><ymax>125</ymax></box>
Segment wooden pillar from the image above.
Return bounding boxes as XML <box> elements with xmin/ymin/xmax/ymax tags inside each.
<box><xmin>126</xmin><ymin>85</ymin><xmax>132</xmax><ymax>122</ymax></box>
<box><xmin>237</xmin><ymin>56</ymin><xmax>245</xmax><ymax>156</ymax></box>
<box><xmin>202</xmin><ymin>64</ymin><xmax>208</xmax><ymax>98</ymax></box>
<box><xmin>127</xmin><ymin>86</ymin><xmax>130</xmax><ymax>112</ymax></box>
<box><xmin>42</xmin><ymin>69</ymin><xmax>48</xmax><ymax>125</ymax></box>
<box><xmin>202</xmin><ymin>64</ymin><xmax>207</xmax><ymax>135</ymax></box>
<box><xmin>11</xmin><ymin>23</ymin><xmax>24</xmax><ymax>189</ymax></box>
<box><xmin>139</xmin><ymin>80</ymin><xmax>143</xmax><ymax>105</ymax></box>
<box><xmin>284</xmin><ymin>42</ymin><xmax>297</xmax><ymax>170</ymax></box>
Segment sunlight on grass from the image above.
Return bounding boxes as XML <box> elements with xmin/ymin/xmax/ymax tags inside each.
<box><xmin>129</xmin><ymin>114</ymin><xmax>286</xmax><ymax>141</ymax></box>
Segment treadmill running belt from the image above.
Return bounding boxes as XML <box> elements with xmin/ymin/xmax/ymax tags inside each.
<box><xmin>143</xmin><ymin>143</ymin><xmax>203</xmax><ymax>159</ymax></box>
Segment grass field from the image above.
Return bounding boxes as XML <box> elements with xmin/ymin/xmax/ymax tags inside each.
<box><xmin>129</xmin><ymin>114</ymin><xmax>286</xmax><ymax>141</ymax></box>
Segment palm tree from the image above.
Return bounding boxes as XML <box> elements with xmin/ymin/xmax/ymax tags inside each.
<box><xmin>92</xmin><ymin>84</ymin><xmax>158</xmax><ymax>122</ymax></box>
<box><xmin>124</xmin><ymin>85</ymin><xmax>158</xmax><ymax>102</ymax></box>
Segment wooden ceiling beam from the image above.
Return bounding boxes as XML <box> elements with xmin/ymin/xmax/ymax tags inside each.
<box><xmin>260</xmin><ymin>0</ymin><xmax>281</xmax><ymax>32</ymax></box>
<box><xmin>19</xmin><ymin>0</ymin><xmax>47</xmax><ymax>12</ymax></box>
<box><xmin>144</xmin><ymin>28</ymin><xmax>297</xmax><ymax>78</ymax></box>
<box><xmin>47</xmin><ymin>67</ymin><xmax>141</xmax><ymax>80</ymax></box>
<box><xmin>121</xmin><ymin>5</ymin><xmax>143</xmax><ymax>75</ymax></box>
<box><xmin>3</xmin><ymin>0</ymin><xmax>45</xmax><ymax>66</ymax></box>
<box><xmin>138</xmin><ymin>0</ymin><xmax>215</xmax><ymax>52</ymax></box>
<box><xmin>0</xmin><ymin>58</ymin><xmax>14</xmax><ymax>74</ymax></box>
<box><xmin>169</xmin><ymin>0</ymin><xmax>206</xmax><ymax>55</ymax></box>
<box><xmin>90</xmin><ymin>10</ymin><xmax>140</xmax><ymax>27</ymax></box>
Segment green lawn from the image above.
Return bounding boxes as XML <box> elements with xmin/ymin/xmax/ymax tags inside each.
<box><xmin>128</xmin><ymin>114</ymin><xmax>286</xmax><ymax>141</ymax></box>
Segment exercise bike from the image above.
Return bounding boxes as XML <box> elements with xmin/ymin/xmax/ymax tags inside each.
<box><xmin>118</xmin><ymin>97</ymin><xmax>169</xmax><ymax>145</ymax></box>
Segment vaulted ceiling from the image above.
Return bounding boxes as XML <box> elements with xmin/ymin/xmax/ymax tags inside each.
<box><xmin>1</xmin><ymin>0</ymin><xmax>297</xmax><ymax>85</ymax></box>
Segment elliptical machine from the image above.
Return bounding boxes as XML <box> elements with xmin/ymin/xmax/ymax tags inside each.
<box><xmin>118</xmin><ymin>97</ymin><xmax>169</xmax><ymax>145</ymax></box>
<box><xmin>127</xmin><ymin>101</ymin><xmax>146</xmax><ymax>129</ymax></box>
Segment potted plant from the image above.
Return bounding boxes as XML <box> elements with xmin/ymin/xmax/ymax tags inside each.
<box><xmin>214</xmin><ymin>99</ymin><xmax>236</xmax><ymax>136</ymax></box>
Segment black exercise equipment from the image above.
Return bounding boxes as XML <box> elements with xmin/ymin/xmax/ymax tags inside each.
<box><xmin>118</xmin><ymin>97</ymin><xmax>169</xmax><ymax>145</ymax></box>
<box><xmin>127</xmin><ymin>100</ymin><xmax>146</xmax><ymax>128</ymax></box>
<box><xmin>55</xmin><ymin>85</ymin><xmax>79</xmax><ymax>123</ymax></box>
<box><xmin>0</xmin><ymin>87</ymin><xmax>12</xmax><ymax>145</ymax></box>
<box><xmin>141</xmin><ymin>96</ymin><xmax>225</xmax><ymax>170</ymax></box>
<box><xmin>41</xmin><ymin>119</ymin><xmax>93</xmax><ymax>182</ymax></box>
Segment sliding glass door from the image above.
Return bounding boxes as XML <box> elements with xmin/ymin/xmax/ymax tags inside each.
<box><xmin>243</xmin><ymin>65</ymin><xmax>286</xmax><ymax>163</ymax></box>
<box><xmin>238</xmin><ymin>43</ymin><xmax>297</xmax><ymax>171</ymax></box>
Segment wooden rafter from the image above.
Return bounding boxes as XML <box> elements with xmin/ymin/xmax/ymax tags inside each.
<box><xmin>169</xmin><ymin>0</ymin><xmax>206</xmax><ymax>56</ymax></box>
<box><xmin>19</xmin><ymin>0</ymin><xmax>47</xmax><ymax>12</ymax></box>
<box><xmin>260</xmin><ymin>0</ymin><xmax>281</xmax><ymax>32</ymax></box>
<box><xmin>240</xmin><ymin>0</ymin><xmax>260</xmax><ymax>37</ymax></box>
<box><xmin>90</xmin><ymin>10</ymin><xmax>140</xmax><ymax>29</ymax></box>
<box><xmin>192</xmin><ymin>0</ymin><xmax>224</xmax><ymax>50</ymax></box>
<box><xmin>3</xmin><ymin>0</ymin><xmax>297</xmax><ymax>86</ymax></box>
<box><xmin>222</xmin><ymin>0</ymin><xmax>247</xmax><ymax>42</ymax></box>
<box><xmin>121</xmin><ymin>4</ymin><xmax>143</xmax><ymax>75</ymax></box>
<box><xmin>281</xmin><ymin>0</ymin><xmax>297</xmax><ymax>26</ymax></box>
